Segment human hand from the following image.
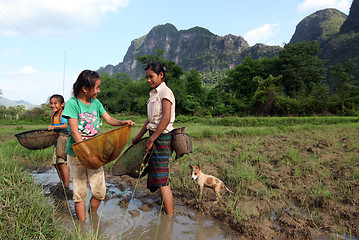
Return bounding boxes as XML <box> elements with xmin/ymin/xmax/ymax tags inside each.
<box><xmin>122</xmin><ymin>120</ymin><xmax>135</xmax><ymax>126</ymax></box>
<box><xmin>145</xmin><ymin>137</ymin><xmax>154</xmax><ymax>152</ymax></box>
<box><xmin>48</xmin><ymin>125</ymin><xmax>54</xmax><ymax>130</ymax></box>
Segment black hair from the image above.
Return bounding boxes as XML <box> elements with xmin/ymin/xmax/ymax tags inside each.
<box><xmin>72</xmin><ymin>70</ymin><xmax>100</xmax><ymax>97</ymax></box>
<box><xmin>145</xmin><ymin>62</ymin><xmax>167</xmax><ymax>81</ymax></box>
<box><xmin>49</xmin><ymin>94</ymin><xmax>65</xmax><ymax>104</ymax></box>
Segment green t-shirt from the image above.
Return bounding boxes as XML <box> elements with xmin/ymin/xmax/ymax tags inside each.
<box><xmin>62</xmin><ymin>97</ymin><xmax>106</xmax><ymax>156</ymax></box>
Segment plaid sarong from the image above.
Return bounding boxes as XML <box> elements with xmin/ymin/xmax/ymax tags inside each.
<box><xmin>147</xmin><ymin>131</ymin><xmax>173</xmax><ymax>192</ymax></box>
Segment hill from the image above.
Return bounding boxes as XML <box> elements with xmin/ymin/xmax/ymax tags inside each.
<box><xmin>98</xmin><ymin>0</ymin><xmax>359</xmax><ymax>84</ymax></box>
<box><xmin>290</xmin><ymin>1</ymin><xmax>359</xmax><ymax>76</ymax></box>
<box><xmin>289</xmin><ymin>8</ymin><xmax>347</xmax><ymax>44</ymax></box>
<box><xmin>98</xmin><ymin>23</ymin><xmax>281</xmax><ymax>81</ymax></box>
<box><xmin>0</xmin><ymin>96</ymin><xmax>38</xmax><ymax>109</ymax></box>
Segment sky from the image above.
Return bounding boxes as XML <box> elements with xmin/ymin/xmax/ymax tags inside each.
<box><xmin>0</xmin><ymin>0</ymin><xmax>352</xmax><ymax>105</ymax></box>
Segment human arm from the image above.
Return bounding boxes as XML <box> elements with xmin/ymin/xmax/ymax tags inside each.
<box><xmin>101</xmin><ymin>112</ymin><xmax>135</xmax><ymax>127</ymax></box>
<box><xmin>67</xmin><ymin>118</ymin><xmax>83</xmax><ymax>143</ymax></box>
<box><xmin>132</xmin><ymin>119</ymin><xmax>150</xmax><ymax>145</ymax></box>
<box><xmin>144</xmin><ymin>98</ymin><xmax>172</xmax><ymax>152</ymax></box>
<box><xmin>48</xmin><ymin>123</ymin><xmax>68</xmax><ymax>130</ymax></box>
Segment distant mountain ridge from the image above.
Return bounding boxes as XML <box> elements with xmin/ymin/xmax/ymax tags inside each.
<box><xmin>0</xmin><ymin>96</ymin><xmax>38</xmax><ymax>109</ymax></box>
<box><xmin>289</xmin><ymin>8</ymin><xmax>347</xmax><ymax>44</ymax></box>
<box><xmin>98</xmin><ymin>23</ymin><xmax>281</xmax><ymax>80</ymax></box>
<box><xmin>99</xmin><ymin>0</ymin><xmax>359</xmax><ymax>82</ymax></box>
<box><xmin>290</xmin><ymin>0</ymin><xmax>359</xmax><ymax>73</ymax></box>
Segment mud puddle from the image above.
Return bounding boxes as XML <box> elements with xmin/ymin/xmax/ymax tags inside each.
<box><xmin>31</xmin><ymin>167</ymin><xmax>233</xmax><ymax>239</ymax></box>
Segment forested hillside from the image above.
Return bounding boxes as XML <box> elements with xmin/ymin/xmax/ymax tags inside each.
<box><xmin>93</xmin><ymin>1</ymin><xmax>359</xmax><ymax>117</ymax></box>
<box><xmin>98</xmin><ymin>23</ymin><xmax>281</xmax><ymax>84</ymax></box>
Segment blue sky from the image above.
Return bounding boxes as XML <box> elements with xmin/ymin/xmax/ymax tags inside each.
<box><xmin>0</xmin><ymin>0</ymin><xmax>352</xmax><ymax>105</ymax></box>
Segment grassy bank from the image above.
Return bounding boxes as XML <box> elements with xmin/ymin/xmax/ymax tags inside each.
<box><xmin>0</xmin><ymin>141</ymin><xmax>63</xmax><ymax>239</ymax></box>
<box><xmin>169</xmin><ymin>117</ymin><xmax>359</xmax><ymax>238</ymax></box>
<box><xmin>1</xmin><ymin>116</ymin><xmax>358</xmax><ymax>239</ymax></box>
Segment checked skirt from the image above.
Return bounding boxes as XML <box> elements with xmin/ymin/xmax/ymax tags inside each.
<box><xmin>147</xmin><ymin>131</ymin><xmax>173</xmax><ymax>192</ymax></box>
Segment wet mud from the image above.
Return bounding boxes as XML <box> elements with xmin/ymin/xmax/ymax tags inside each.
<box><xmin>30</xmin><ymin>129</ymin><xmax>359</xmax><ymax>240</ymax></box>
<box><xmin>31</xmin><ymin>167</ymin><xmax>233</xmax><ymax>239</ymax></box>
<box><xmin>173</xmin><ymin>133</ymin><xmax>359</xmax><ymax>240</ymax></box>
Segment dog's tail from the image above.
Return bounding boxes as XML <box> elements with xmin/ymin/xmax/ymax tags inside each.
<box><xmin>225</xmin><ymin>185</ymin><xmax>233</xmax><ymax>194</ymax></box>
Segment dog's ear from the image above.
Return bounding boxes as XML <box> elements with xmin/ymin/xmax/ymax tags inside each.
<box><xmin>196</xmin><ymin>163</ymin><xmax>201</xmax><ymax>170</ymax></box>
<box><xmin>189</xmin><ymin>164</ymin><xmax>193</xmax><ymax>169</ymax></box>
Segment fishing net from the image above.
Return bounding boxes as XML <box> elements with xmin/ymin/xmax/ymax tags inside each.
<box><xmin>72</xmin><ymin>125</ymin><xmax>132</xmax><ymax>169</ymax></box>
<box><xmin>112</xmin><ymin>137</ymin><xmax>151</xmax><ymax>178</ymax></box>
<box><xmin>15</xmin><ymin>129</ymin><xmax>60</xmax><ymax>150</ymax></box>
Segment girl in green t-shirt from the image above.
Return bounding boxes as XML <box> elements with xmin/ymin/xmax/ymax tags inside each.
<box><xmin>63</xmin><ymin>70</ymin><xmax>134</xmax><ymax>221</ymax></box>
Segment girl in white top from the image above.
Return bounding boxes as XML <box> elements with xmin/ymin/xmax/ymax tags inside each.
<box><xmin>132</xmin><ymin>62</ymin><xmax>175</xmax><ymax>215</ymax></box>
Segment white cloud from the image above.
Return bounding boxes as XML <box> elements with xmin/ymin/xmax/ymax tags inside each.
<box><xmin>0</xmin><ymin>0</ymin><xmax>130</xmax><ymax>36</ymax></box>
<box><xmin>19</xmin><ymin>66</ymin><xmax>38</xmax><ymax>75</ymax></box>
<box><xmin>297</xmin><ymin>0</ymin><xmax>351</xmax><ymax>13</ymax></box>
<box><xmin>6</xmin><ymin>66</ymin><xmax>38</xmax><ymax>75</ymax></box>
<box><xmin>244</xmin><ymin>23</ymin><xmax>280</xmax><ymax>46</ymax></box>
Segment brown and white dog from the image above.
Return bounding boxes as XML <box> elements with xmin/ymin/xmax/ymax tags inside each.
<box><xmin>189</xmin><ymin>163</ymin><xmax>233</xmax><ymax>201</ymax></box>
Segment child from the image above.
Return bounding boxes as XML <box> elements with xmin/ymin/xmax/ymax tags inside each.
<box><xmin>62</xmin><ymin>70</ymin><xmax>134</xmax><ymax>221</ymax></box>
<box><xmin>132</xmin><ymin>62</ymin><xmax>175</xmax><ymax>215</ymax></box>
<box><xmin>47</xmin><ymin>94</ymin><xmax>70</xmax><ymax>190</ymax></box>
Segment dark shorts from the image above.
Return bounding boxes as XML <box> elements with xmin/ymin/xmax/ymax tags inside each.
<box><xmin>147</xmin><ymin>131</ymin><xmax>173</xmax><ymax>192</ymax></box>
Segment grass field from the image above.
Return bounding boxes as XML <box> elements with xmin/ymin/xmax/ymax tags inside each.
<box><xmin>0</xmin><ymin>116</ymin><xmax>358</xmax><ymax>239</ymax></box>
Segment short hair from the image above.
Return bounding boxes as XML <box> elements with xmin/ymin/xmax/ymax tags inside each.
<box><xmin>49</xmin><ymin>94</ymin><xmax>64</xmax><ymax>103</ymax></box>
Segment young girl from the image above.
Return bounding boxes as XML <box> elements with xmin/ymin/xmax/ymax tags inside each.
<box><xmin>132</xmin><ymin>62</ymin><xmax>175</xmax><ymax>215</ymax></box>
<box><xmin>47</xmin><ymin>94</ymin><xmax>70</xmax><ymax>190</ymax></box>
<box><xmin>62</xmin><ymin>70</ymin><xmax>134</xmax><ymax>221</ymax></box>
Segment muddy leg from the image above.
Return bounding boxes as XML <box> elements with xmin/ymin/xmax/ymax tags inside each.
<box><xmin>214</xmin><ymin>187</ymin><xmax>222</xmax><ymax>203</ymax></box>
<box><xmin>89</xmin><ymin>196</ymin><xmax>102</xmax><ymax>213</ymax></box>
<box><xmin>75</xmin><ymin>201</ymin><xmax>86</xmax><ymax>220</ymax></box>
<box><xmin>160</xmin><ymin>185</ymin><xmax>173</xmax><ymax>215</ymax></box>
<box><xmin>54</xmin><ymin>163</ymin><xmax>70</xmax><ymax>188</ymax></box>
<box><xmin>199</xmin><ymin>185</ymin><xmax>204</xmax><ymax>201</ymax></box>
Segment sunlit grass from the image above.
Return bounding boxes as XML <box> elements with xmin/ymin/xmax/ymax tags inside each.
<box><xmin>1</xmin><ymin>116</ymin><xmax>359</xmax><ymax>238</ymax></box>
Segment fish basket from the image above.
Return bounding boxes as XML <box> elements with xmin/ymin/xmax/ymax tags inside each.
<box><xmin>72</xmin><ymin>125</ymin><xmax>132</xmax><ymax>169</ymax></box>
<box><xmin>56</xmin><ymin>132</ymin><xmax>69</xmax><ymax>159</ymax></box>
<box><xmin>171</xmin><ymin>127</ymin><xmax>192</xmax><ymax>159</ymax></box>
<box><xmin>112</xmin><ymin>137</ymin><xmax>152</xmax><ymax>178</ymax></box>
<box><xmin>14</xmin><ymin>129</ymin><xmax>61</xmax><ymax>150</ymax></box>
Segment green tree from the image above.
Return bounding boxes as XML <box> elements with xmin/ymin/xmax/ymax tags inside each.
<box><xmin>184</xmin><ymin>69</ymin><xmax>205</xmax><ymax>114</ymax></box>
<box><xmin>276</xmin><ymin>41</ymin><xmax>326</xmax><ymax>97</ymax></box>
<box><xmin>251</xmin><ymin>75</ymin><xmax>282</xmax><ymax>116</ymax></box>
<box><xmin>135</xmin><ymin>49</ymin><xmax>165</xmax><ymax>65</ymax></box>
<box><xmin>330</xmin><ymin>59</ymin><xmax>358</xmax><ymax>113</ymax></box>
<box><xmin>223</xmin><ymin>56</ymin><xmax>275</xmax><ymax>102</ymax></box>
<box><xmin>98</xmin><ymin>72</ymin><xmax>134</xmax><ymax>113</ymax></box>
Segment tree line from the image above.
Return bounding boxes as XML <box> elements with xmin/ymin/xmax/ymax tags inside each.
<box><xmin>98</xmin><ymin>42</ymin><xmax>359</xmax><ymax>117</ymax></box>
<box><xmin>1</xmin><ymin>41</ymin><xmax>358</xmax><ymax>121</ymax></box>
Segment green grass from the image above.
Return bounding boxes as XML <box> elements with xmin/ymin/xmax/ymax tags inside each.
<box><xmin>1</xmin><ymin>116</ymin><xmax>359</xmax><ymax>238</ymax></box>
<box><xmin>169</xmin><ymin>117</ymin><xmax>359</xmax><ymax>236</ymax></box>
<box><xmin>0</xmin><ymin>147</ymin><xmax>63</xmax><ymax>239</ymax></box>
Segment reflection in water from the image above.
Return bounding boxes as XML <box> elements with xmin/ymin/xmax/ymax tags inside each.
<box><xmin>32</xmin><ymin>168</ymin><xmax>232</xmax><ymax>240</ymax></box>
<box><xmin>196</xmin><ymin>217</ymin><xmax>223</xmax><ymax>240</ymax></box>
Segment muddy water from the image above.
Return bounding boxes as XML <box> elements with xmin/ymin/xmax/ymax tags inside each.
<box><xmin>31</xmin><ymin>168</ymin><xmax>232</xmax><ymax>240</ymax></box>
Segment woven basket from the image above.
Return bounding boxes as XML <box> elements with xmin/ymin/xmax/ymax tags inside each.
<box><xmin>56</xmin><ymin>133</ymin><xmax>69</xmax><ymax>159</ymax></box>
<box><xmin>15</xmin><ymin>129</ymin><xmax>60</xmax><ymax>150</ymax></box>
<box><xmin>171</xmin><ymin>127</ymin><xmax>192</xmax><ymax>159</ymax></box>
<box><xmin>72</xmin><ymin>125</ymin><xmax>132</xmax><ymax>169</ymax></box>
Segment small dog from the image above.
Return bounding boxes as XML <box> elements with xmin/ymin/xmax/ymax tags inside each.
<box><xmin>189</xmin><ymin>163</ymin><xmax>233</xmax><ymax>201</ymax></box>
